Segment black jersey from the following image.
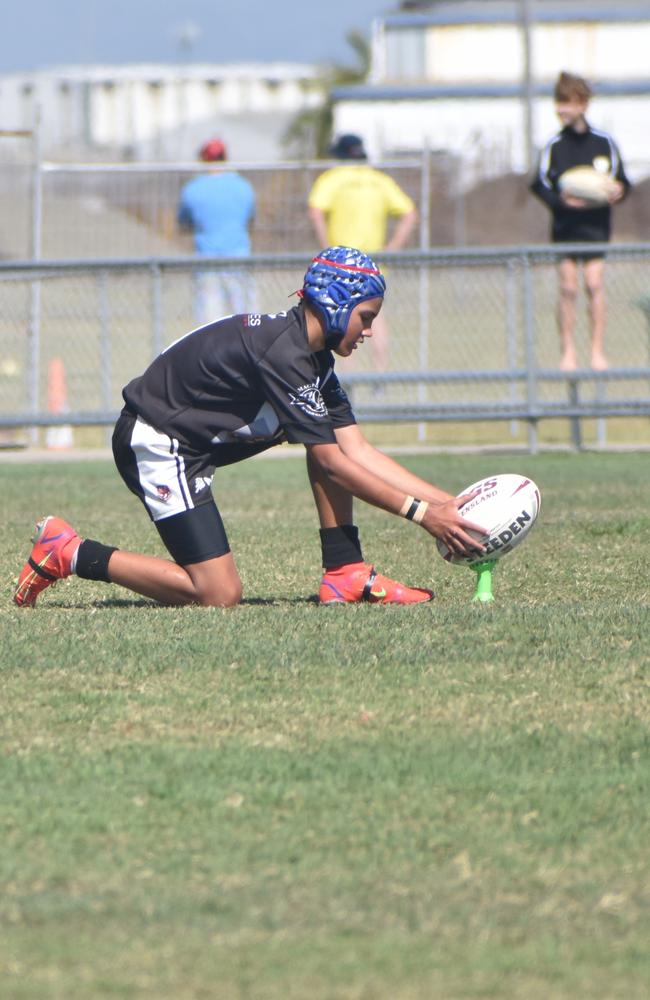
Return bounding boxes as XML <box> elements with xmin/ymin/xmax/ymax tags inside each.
<box><xmin>122</xmin><ymin>305</ymin><xmax>355</xmax><ymax>466</ymax></box>
<box><xmin>530</xmin><ymin>122</ymin><xmax>630</xmax><ymax>243</ymax></box>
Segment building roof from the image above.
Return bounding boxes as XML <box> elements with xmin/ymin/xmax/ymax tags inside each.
<box><xmin>2</xmin><ymin>62</ymin><xmax>319</xmax><ymax>86</ymax></box>
<box><xmin>332</xmin><ymin>79</ymin><xmax>650</xmax><ymax>101</ymax></box>
<box><xmin>388</xmin><ymin>1</ymin><xmax>650</xmax><ymax>26</ymax></box>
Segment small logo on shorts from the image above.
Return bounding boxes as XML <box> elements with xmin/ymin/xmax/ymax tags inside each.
<box><xmin>194</xmin><ymin>475</ymin><xmax>213</xmax><ymax>494</ymax></box>
<box><xmin>156</xmin><ymin>484</ymin><xmax>172</xmax><ymax>501</ymax></box>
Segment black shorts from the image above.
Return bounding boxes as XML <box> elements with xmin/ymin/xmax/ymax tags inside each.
<box><xmin>112</xmin><ymin>408</ymin><xmax>230</xmax><ymax>565</ymax></box>
<box><xmin>555</xmin><ymin>237</ymin><xmax>607</xmax><ymax>264</ymax></box>
<box><xmin>561</xmin><ymin>251</ymin><xmax>606</xmax><ymax>264</ymax></box>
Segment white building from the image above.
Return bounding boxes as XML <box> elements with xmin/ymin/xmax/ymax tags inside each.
<box><xmin>331</xmin><ymin>0</ymin><xmax>650</xmax><ymax>181</ymax></box>
<box><xmin>0</xmin><ymin>62</ymin><xmax>322</xmax><ymax>162</ymax></box>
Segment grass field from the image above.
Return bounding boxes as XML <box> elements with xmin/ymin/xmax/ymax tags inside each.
<box><xmin>1</xmin><ymin>450</ymin><xmax>649</xmax><ymax>1000</ymax></box>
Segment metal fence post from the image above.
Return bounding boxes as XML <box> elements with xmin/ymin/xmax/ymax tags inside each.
<box><xmin>567</xmin><ymin>378</ymin><xmax>582</xmax><ymax>451</ymax></box>
<box><xmin>98</xmin><ymin>270</ymin><xmax>112</xmax><ymax>445</ymax></box>
<box><xmin>506</xmin><ymin>258</ymin><xmax>519</xmax><ymax>438</ymax></box>
<box><xmin>417</xmin><ymin>148</ymin><xmax>432</xmax><ymax>441</ymax></box>
<box><xmin>151</xmin><ymin>261</ymin><xmax>163</xmax><ymax>359</ymax></box>
<box><xmin>27</xmin><ymin>107</ymin><xmax>43</xmax><ymax>444</ymax></box>
<box><xmin>596</xmin><ymin>377</ymin><xmax>607</xmax><ymax>447</ymax></box>
<box><xmin>521</xmin><ymin>251</ymin><xmax>538</xmax><ymax>454</ymax></box>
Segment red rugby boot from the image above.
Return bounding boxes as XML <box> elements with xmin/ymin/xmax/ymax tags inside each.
<box><xmin>319</xmin><ymin>562</ymin><xmax>433</xmax><ymax>605</ymax></box>
<box><xmin>14</xmin><ymin>516</ymin><xmax>80</xmax><ymax>607</ymax></box>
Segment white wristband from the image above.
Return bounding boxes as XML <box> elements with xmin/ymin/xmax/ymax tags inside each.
<box><xmin>399</xmin><ymin>495</ymin><xmax>416</xmax><ymax>518</ymax></box>
<box><xmin>412</xmin><ymin>500</ymin><xmax>429</xmax><ymax>524</ymax></box>
<box><xmin>399</xmin><ymin>496</ymin><xmax>428</xmax><ymax>523</ymax></box>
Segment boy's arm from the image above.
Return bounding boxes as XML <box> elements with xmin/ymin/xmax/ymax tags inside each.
<box><xmin>306</xmin><ymin>425</ymin><xmax>485</xmax><ymax>555</ymax></box>
<box><xmin>530</xmin><ymin>169</ymin><xmax>562</xmax><ymax>211</ymax></box>
<box><xmin>529</xmin><ymin>141</ymin><xmax>563</xmax><ymax>211</ymax></box>
<box><xmin>177</xmin><ymin>191</ymin><xmax>193</xmax><ymax>231</ymax></box>
<box><xmin>611</xmin><ymin>140</ymin><xmax>632</xmax><ymax>203</ymax></box>
<box><xmin>306</xmin><ymin>439</ymin><xmax>485</xmax><ymax>557</ymax></box>
<box><xmin>334</xmin><ymin>423</ymin><xmax>455</xmax><ymax>503</ymax></box>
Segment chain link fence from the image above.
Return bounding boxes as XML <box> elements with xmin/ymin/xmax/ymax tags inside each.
<box><xmin>3</xmin><ymin>149</ymin><xmax>649</xmax><ymax>258</ymax></box>
<box><xmin>0</xmin><ymin>154</ymin><xmax>470</xmax><ymax>261</ymax></box>
<box><xmin>2</xmin><ymin>160</ymin><xmax>429</xmax><ymax>260</ymax></box>
<box><xmin>1</xmin><ymin>246</ymin><xmax>650</xmax><ymax>452</ymax></box>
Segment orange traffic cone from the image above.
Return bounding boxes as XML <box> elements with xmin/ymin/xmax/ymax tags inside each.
<box><xmin>45</xmin><ymin>357</ymin><xmax>73</xmax><ymax>450</ymax></box>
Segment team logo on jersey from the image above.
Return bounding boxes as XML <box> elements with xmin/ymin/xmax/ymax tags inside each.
<box><xmin>156</xmin><ymin>484</ymin><xmax>172</xmax><ymax>502</ymax></box>
<box><xmin>593</xmin><ymin>156</ymin><xmax>611</xmax><ymax>174</ymax></box>
<box><xmin>289</xmin><ymin>380</ymin><xmax>327</xmax><ymax>418</ymax></box>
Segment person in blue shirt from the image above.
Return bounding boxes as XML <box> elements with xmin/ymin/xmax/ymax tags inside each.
<box><xmin>178</xmin><ymin>138</ymin><xmax>256</xmax><ymax>325</ymax></box>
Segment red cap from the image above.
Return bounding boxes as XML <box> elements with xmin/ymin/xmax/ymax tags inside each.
<box><xmin>199</xmin><ymin>138</ymin><xmax>227</xmax><ymax>162</ymax></box>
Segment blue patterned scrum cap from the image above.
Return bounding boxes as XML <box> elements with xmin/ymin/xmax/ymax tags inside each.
<box><xmin>302</xmin><ymin>246</ymin><xmax>386</xmax><ymax>347</ymax></box>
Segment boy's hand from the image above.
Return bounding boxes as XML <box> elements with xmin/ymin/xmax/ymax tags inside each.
<box><xmin>421</xmin><ymin>491</ymin><xmax>488</xmax><ymax>558</ymax></box>
<box><xmin>560</xmin><ymin>192</ymin><xmax>589</xmax><ymax>209</ymax></box>
<box><xmin>608</xmin><ymin>180</ymin><xmax>625</xmax><ymax>204</ymax></box>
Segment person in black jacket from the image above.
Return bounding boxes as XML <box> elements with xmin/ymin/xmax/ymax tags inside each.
<box><xmin>530</xmin><ymin>72</ymin><xmax>630</xmax><ymax>371</ymax></box>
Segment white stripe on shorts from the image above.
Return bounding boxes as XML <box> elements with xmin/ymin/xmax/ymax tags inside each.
<box><xmin>129</xmin><ymin>416</ymin><xmax>195</xmax><ymax>521</ymax></box>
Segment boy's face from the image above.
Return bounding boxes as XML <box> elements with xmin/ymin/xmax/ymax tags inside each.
<box><xmin>333</xmin><ymin>297</ymin><xmax>383</xmax><ymax>357</ymax></box>
<box><xmin>555</xmin><ymin>97</ymin><xmax>589</xmax><ymax>128</ymax></box>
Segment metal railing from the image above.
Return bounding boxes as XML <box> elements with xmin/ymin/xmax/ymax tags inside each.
<box><xmin>1</xmin><ymin>244</ymin><xmax>649</xmax><ymax>452</ymax></box>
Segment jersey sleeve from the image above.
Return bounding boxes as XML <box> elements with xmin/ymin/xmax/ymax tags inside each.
<box><xmin>380</xmin><ymin>173</ymin><xmax>416</xmax><ymax>216</ymax></box>
<box><xmin>610</xmin><ymin>138</ymin><xmax>632</xmax><ymax>194</ymax></box>
<box><xmin>318</xmin><ymin>359</ymin><xmax>357</xmax><ymax>430</ymax></box>
<box><xmin>255</xmin><ymin>338</ymin><xmax>338</xmax><ymax>445</ymax></box>
<box><xmin>529</xmin><ymin>141</ymin><xmax>562</xmax><ymax>211</ymax></box>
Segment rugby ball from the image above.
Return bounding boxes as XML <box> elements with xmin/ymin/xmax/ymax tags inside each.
<box><xmin>558</xmin><ymin>166</ymin><xmax>617</xmax><ymax>207</ymax></box>
<box><xmin>437</xmin><ymin>473</ymin><xmax>541</xmax><ymax>566</ymax></box>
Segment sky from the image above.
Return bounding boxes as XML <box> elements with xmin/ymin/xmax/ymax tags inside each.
<box><xmin>5</xmin><ymin>0</ymin><xmax>398</xmax><ymax>74</ymax></box>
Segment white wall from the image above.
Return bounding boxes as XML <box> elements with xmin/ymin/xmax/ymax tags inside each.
<box><xmin>382</xmin><ymin>21</ymin><xmax>650</xmax><ymax>84</ymax></box>
<box><xmin>333</xmin><ymin>93</ymin><xmax>650</xmax><ymax>182</ymax></box>
<box><xmin>335</xmin><ymin>11</ymin><xmax>650</xmax><ymax>181</ymax></box>
<box><xmin>0</xmin><ymin>64</ymin><xmax>321</xmax><ymax>161</ymax></box>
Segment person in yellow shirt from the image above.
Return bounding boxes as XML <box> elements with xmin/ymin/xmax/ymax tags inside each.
<box><xmin>308</xmin><ymin>134</ymin><xmax>418</xmax><ymax>374</ymax></box>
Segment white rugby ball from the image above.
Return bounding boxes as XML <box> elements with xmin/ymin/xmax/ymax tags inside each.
<box><xmin>558</xmin><ymin>166</ymin><xmax>617</xmax><ymax>207</ymax></box>
<box><xmin>437</xmin><ymin>473</ymin><xmax>541</xmax><ymax>566</ymax></box>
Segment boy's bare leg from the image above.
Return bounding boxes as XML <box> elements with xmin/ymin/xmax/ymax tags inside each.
<box><xmin>557</xmin><ymin>257</ymin><xmax>579</xmax><ymax>370</ymax></box>
<box><xmin>107</xmin><ymin>549</ymin><xmax>243</xmax><ymax>607</ymax></box>
<box><xmin>584</xmin><ymin>257</ymin><xmax>608</xmax><ymax>369</ymax></box>
<box><xmin>306</xmin><ymin>451</ymin><xmax>353</xmax><ymax>527</ymax></box>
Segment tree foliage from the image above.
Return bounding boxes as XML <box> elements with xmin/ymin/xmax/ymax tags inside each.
<box><xmin>282</xmin><ymin>31</ymin><xmax>371</xmax><ymax>159</ymax></box>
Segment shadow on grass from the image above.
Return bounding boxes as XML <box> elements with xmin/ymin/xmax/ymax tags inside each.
<box><xmin>44</xmin><ymin>595</ymin><xmax>321</xmax><ymax>610</ymax></box>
